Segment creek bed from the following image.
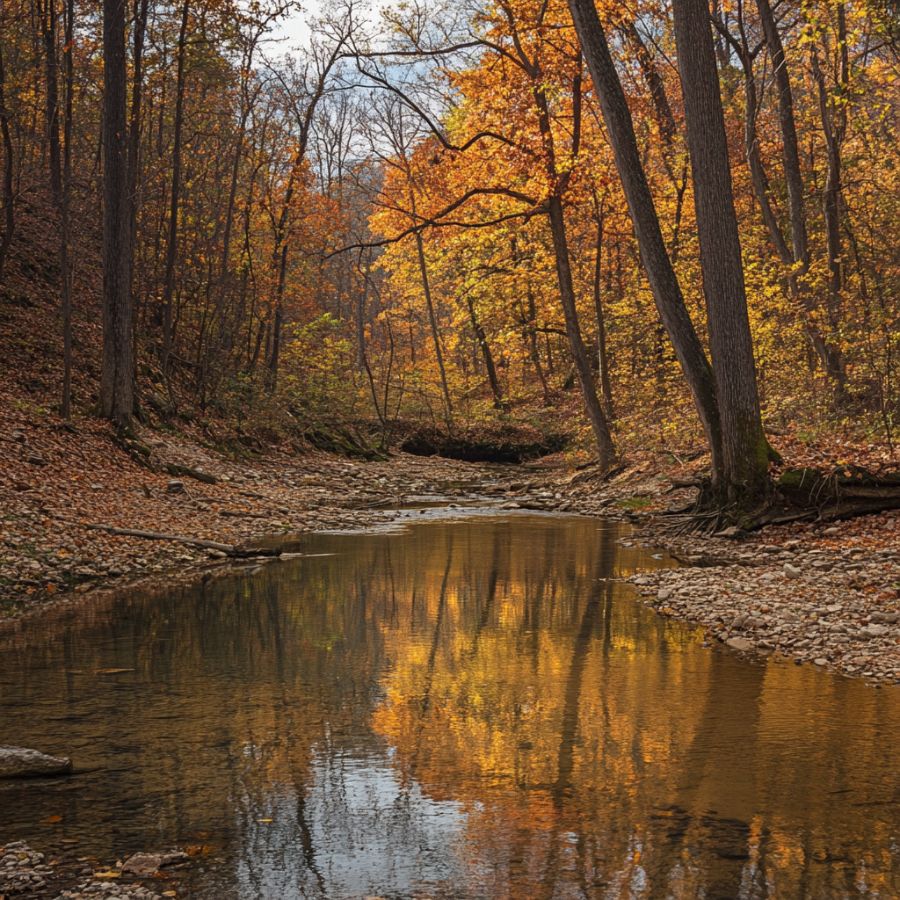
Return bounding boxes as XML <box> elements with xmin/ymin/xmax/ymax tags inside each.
<box><xmin>1</xmin><ymin>512</ymin><xmax>898</xmax><ymax>898</ymax></box>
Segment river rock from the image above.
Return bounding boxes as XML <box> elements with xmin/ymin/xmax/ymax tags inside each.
<box><xmin>860</xmin><ymin>624</ymin><xmax>889</xmax><ymax>639</ymax></box>
<box><xmin>121</xmin><ymin>851</ymin><xmax>189</xmax><ymax>876</ymax></box>
<box><xmin>0</xmin><ymin>746</ymin><xmax>72</xmax><ymax>778</ymax></box>
<box><xmin>726</xmin><ymin>636</ymin><xmax>754</xmax><ymax>652</ymax></box>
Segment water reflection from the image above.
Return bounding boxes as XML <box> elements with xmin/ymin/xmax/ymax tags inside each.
<box><xmin>0</xmin><ymin>515</ymin><xmax>897</xmax><ymax>898</ymax></box>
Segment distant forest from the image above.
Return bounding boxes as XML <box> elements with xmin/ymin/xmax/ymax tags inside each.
<box><xmin>0</xmin><ymin>0</ymin><xmax>896</xmax><ymax>503</ymax></box>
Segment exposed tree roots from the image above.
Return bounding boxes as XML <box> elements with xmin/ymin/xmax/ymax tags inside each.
<box><xmin>664</xmin><ymin>466</ymin><xmax>900</xmax><ymax>535</ymax></box>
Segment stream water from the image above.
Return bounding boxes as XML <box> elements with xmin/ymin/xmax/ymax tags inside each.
<box><xmin>1</xmin><ymin>511</ymin><xmax>898</xmax><ymax>898</ymax></box>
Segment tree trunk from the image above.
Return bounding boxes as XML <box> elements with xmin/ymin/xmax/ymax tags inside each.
<box><xmin>752</xmin><ymin>0</ymin><xmax>845</xmax><ymax>394</ymax></box>
<box><xmin>160</xmin><ymin>0</ymin><xmax>189</xmax><ymax>382</ymax></box>
<box><xmin>591</xmin><ymin>200</ymin><xmax>614</xmax><ymax>420</ymax></box>
<box><xmin>0</xmin><ymin>40</ymin><xmax>14</xmax><ymax>280</ymax></box>
<box><xmin>810</xmin><ymin>4</ymin><xmax>849</xmax><ymax>400</ymax></box>
<box><xmin>465</xmin><ymin>293</ymin><xmax>504</xmax><ymax>409</ymax></box>
<box><xmin>101</xmin><ymin>0</ymin><xmax>134</xmax><ymax>427</ymax></box>
<box><xmin>414</xmin><ymin>227</ymin><xmax>453</xmax><ymax>424</ymax></box>
<box><xmin>127</xmin><ymin>0</ymin><xmax>149</xmax><ymax>381</ymax></box>
<box><xmin>61</xmin><ymin>0</ymin><xmax>74</xmax><ymax>418</ymax></box>
<box><xmin>355</xmin><ymin>251</ymin><xmax>371</xmax><ymax>371</ymax></box>
<box><xmin>755</xmin><ymin>0</ymin><xmax>809</xmax><ymax>269</ymax></box>
<box><xmin>568</xmin><ymin>0</ymin><xmax>723</xmax><ymax>478</ymax></box>
<box><xmin>620</xmin><ymin>20</ymin><xmax>677</xmax><ymax>146</ymax></box>
<box><xmin>521</xmin><ymin>290</ymin><xmax>551</xmax><ymax>405</ymax></box>
<box><xmin>672</xmin><ymin>0</ymin><xmax>768</xmax><ymax>500</ymax></box>
<box><xmin>548</xmin><ymin>195</ymin><xmax>616</xmax><ymax>466</ymax></box>
<box><xmin>264</xmin><ymin>37</ymin><xmax>348</xmax><ymax>392</ymax></box>
<box><xmin>41</xmin><ymin>0</ymin><xmax>73</xmax><ymax>419</ymax></box>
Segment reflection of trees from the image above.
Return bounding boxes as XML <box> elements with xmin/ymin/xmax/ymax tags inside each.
<box><xmin>0</xmin><ymin>516</ymin><xmax>897</xmax><ymax>897</ymax></box>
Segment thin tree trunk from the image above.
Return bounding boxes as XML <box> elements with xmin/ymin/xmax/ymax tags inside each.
<box><xmin>101</xmin><ymin>0</ymin><xmax>134</xmax><ymax>427</ymax></box>
<box><xmin>160</xmin><ymin>0</ymin><xmax>189</xmax><ymax>382</ymax></box>
<box><xmin>511</xmin><ymin>237</ymin><xmax>551</xmax><ymax>405</ymax></box>
<box><xmin>265</xmin><ymin>38</ymin><xmax>348</xmax><ymax>392</ymax></box>
<box><xmin>751</xmin><ymin>0</ymin><xmax>845</xmax><ymax>393</ymax></box>
<box><xmin>811</xmin><ymin>4</ymin><xmax>849</xmax><ymax>399</ymax></box>
<box><xmin>620</xmin><ymin>21</ymin><xmax>676</xmax><ymax>146</ymax></box>
<box><xmin>568</xmin><ymin>0</ymin><xmax>723</xmax><ymax>479</ymax></box>
<box><xmin>528</xmin><ymin>61</ymin><xmax>614</xmax><ymax>463</ymax></box>
<box><xmin>591</xmin><ymin>203</ymin><xmax>614</xmax><ymax>420</ymax></box>
<box><xmin>548</xmin><ymin>195</ymin><xmax>616</xmax><ymax>466</ymax></box>
<box><xmin>522</xmin><ymin>290</ymin><xmax>551</xmax><ymax>404</ymax></box>
<box><xmin>465</xmin><ymin>293</ymin><xmax>504</xmax><ymax>409</ymax></box>
<box><xmin>755</xmin><ymin>0</ymin><xmax>808</xmax><ymax>270</ymax></box>
<box><xmin>61</xmin><ymin>0</ymin><xmax>74</xmax><ymax>418</ymax></box>
<box><xmin>41</xmin><ymin>0</ymin><xmax>73</xmax><ymax>418</ymax></box>
<box><xmin>0</xmin><ymin>39</ymin><xmax>14</xmax><ymax>279</ymax></box>
<box><xmin>355</xmin><ymin>251</ymin><xmax>370</xmax><ymax>370</ymax></box>
<box><xmin>672</xmin><ymin>0</ymin><xmax>768</xmax><ymax>499</ymax></box>
<box><xmin>127</xmin><ymin>0</ymin><xmax>148</xmax><ymax>381</ymax></box>
<box><xmin>414</xmin><ymin>227</ymin><xmax>453</xmax><ymax>424</ymax></box>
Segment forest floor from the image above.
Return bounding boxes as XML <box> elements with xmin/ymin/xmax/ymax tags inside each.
<box><xmin>2</xmin><ymin>391</ymin><xmax>898</xmax><ymax>687</ymax></box>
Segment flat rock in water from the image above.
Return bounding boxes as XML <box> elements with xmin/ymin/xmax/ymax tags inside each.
<box><xmin>0</xmin><ymin>746</ymin><xmax>72</xmax><ymax>778</ymax></box>
<box><xmin>121</xmin><ymin>851</ymin><xmax>189</xmax><ymax>876</ymax></box>
<box><xmin>726</xmin><ymin>637</ymin><xmax>754</xmax><ymax>652</ymax></box>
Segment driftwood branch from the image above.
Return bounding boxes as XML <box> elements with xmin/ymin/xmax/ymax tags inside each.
<box><xmin>164</xmin><ymin>462</ymin><xmax>219</xmax><ymax>484</ymax></box>
<box><xmin>59</xmin><ymin>520</ymin><xmax>280</xmax><ymax>558</ymax></box>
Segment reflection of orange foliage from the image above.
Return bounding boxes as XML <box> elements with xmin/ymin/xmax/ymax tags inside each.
<box><xmin>4</xmin><ymin>519</ymin><xmax>899</xmax><ymax>895</ymax></box>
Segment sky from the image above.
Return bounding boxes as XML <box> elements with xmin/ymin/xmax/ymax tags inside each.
<box><xmin>271</xmin><ymin>0</ymin><xmax>390</xmax><ymax>56</ymax></box>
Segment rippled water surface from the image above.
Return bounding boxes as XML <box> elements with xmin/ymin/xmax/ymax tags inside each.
<box><xmin>1</xmin><ymin>513</ymin><xmax>898</xmax><ymax>898</ymax></box>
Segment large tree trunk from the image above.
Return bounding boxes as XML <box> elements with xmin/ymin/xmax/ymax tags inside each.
<box><xmin>672</xmin><ymin>0</ymin><xmax>768</xmax><ymax>501</ymax></box>
<box><xmin>567</xmin><ymin>0</ymin><xmax>723</xmax><ymax>479</ymax></box>
<box><xmin>101</xmin><ymin>0</ymin><xmax>134</xmax><ymax>427</ymax></box>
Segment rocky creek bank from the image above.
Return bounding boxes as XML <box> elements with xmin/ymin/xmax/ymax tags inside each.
<box><xmin>0</xmin><ymin>842</ymin><xmax>187</xmax><ymax>899</ymax></box>
<box><xmin>544</xmin><ymin>463</ymin><xmax>899</xmax><ymax>684</ymax></box>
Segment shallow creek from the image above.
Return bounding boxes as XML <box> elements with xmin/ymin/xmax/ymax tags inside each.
<box><xmin>1</xmin><ymin>510</ymin><xmax>898</xmax><ymax>898</ymax></box>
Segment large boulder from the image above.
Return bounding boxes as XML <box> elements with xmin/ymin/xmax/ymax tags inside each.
<box><xmin>0</xmin><ymin>746</ymin><xmax>72</xmax><ymax>778</ymax></box>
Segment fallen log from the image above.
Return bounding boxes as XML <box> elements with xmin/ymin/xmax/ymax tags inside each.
<box><xmin>164</xmin><ymin>462</ymin><xmax>219</xmax><ymax>484</ymax></box>
<box><xmin>79</xmin><ymin>523</ymin><xmax>281</xmax><ymax>557</ymax></box>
